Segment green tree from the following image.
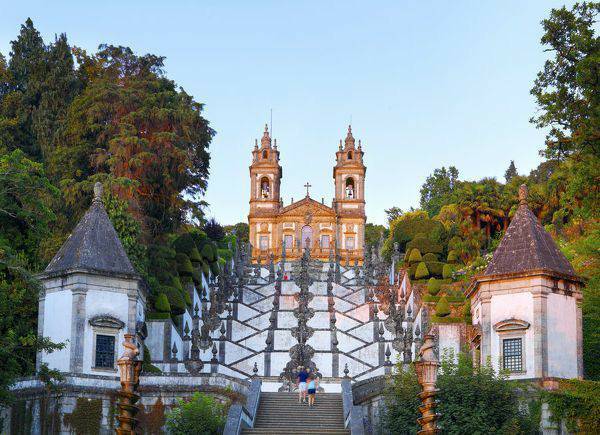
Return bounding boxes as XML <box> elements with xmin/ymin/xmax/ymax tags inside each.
<box><xmin>385</xmin><ymin>206</ymin><xmax>404</xmax><ymax>224</ymax></box>
<box><xmin>530</xmin><ymin>2</ymin><xmax>600</xmax><ymax>160</ymax></box>
<box><xmin>0</xmin><ymin>149</ymin><xmax>63</xmax><ymax>405</ymax></box>
<box><xmin>419</xmin><ymin>166</ymin><xmax>459</xmax><ymax>217</ymax></box>
<box><xmin>365</xmin><ymin>223</ymin><xmax>387</xmax><ymax>249</ymax></box>
<box><xmin>165</xmin><ymin>392</ymin><xmax>228</xmax><ymax>435</ymax></box>
<box><xmin>504</xmin><ymin>160</ymin><xmax>518</xmax><ymax>183</ymax></box>
<box><xmin>224</xmin><ymin>222</ymin><xmax>249</xmax><ymax>244</ymax></box>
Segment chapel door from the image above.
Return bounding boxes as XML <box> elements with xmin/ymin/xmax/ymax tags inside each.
<box><xmin>301</xmin><ymin>225</ymin><xmax>313</xmax><ymax>249</ymax></box>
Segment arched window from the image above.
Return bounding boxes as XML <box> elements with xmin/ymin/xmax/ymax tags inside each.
<box><xmin>262</xmin><ymin>150</ymin><xmax>268</xmax><ymax>159</ymax></box>
<box><xmin>260</xmin><ymin>177</ymin><xmax>270</xmax><ymax>198</ymax></box>
<box><xmin>347</xmin><ymin>151</ymin><xmax>353</xmax><ymax>159</ymax></box>
<box><xmin>345</xmin><ymin>177</ymin><xmax>355</xmax><ymax>199</ymax></box>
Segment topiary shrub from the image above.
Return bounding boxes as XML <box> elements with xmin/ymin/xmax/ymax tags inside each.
<box><xmin>406</xmin><ymin>236</ymin><xmax>443</xmax><ymax>255</ymax></box>
<box><xmin>162</xmin><ymin>286</ymin><xmax>185</xmax><ymax>315</ymax></box>
<box><xmin>192</xmin><ymin>269</ymin><xmax>202</xmax><ymax>286</ymax></box>
<box><xmin>176</xmin><ymin>253</ymin><xmax>194</xmax><ymax>276</ymax></box>
<box><xmin>184</xmin><ymin>290</ymin><xmax>193</xmax><ymax>307</ymax></box>
<box><xmin>172</xmin><ymin>275</ymin><xmax>184</xmax><ymax>292</ymax></box>
<box><xmin>427</xmin><ymin>278</ymin><xmax>441</xmax><ymax>296</ymax></box>
<box><xmin>425</xmin><ymin>261</ymin><xmax>444</xmax><ymax>277</ymax></box>
<box><xmin>435</xmin><ymin>296</ymin><xmax>451</xmax><ymax>317</ymax></box>
<box><xmin>172</xmin><ymin>233</ymin><xmax>202</xmax><ymax>264</ymax></box>
<box><xmin>154</xmin><ymin>293</ymin><xmax>171</xmax><ymax>313</ymax></box>
<box><xmin>408</xmin><ymin>249</ymin><xmax>422</xmax><ymax>264</ymax></box>
<box><xmin>415</xmin><ymin>262</ymin><xmax>430</xmax><ymax>280</ymax></box>
<box><xmin>443</xmin><ymin>263</ymin><xmax>454</xmax><ymax>280</ymax></box>
<box><xmin>201</xmin><ymin>262</ymin><xmax>210</xmax><ymax>278</ymax></box>
<box><xmin>142</xmin><ymin>344</ymin><xmax>162</xmax><ymax>374</ymax></box>
<box><xmin>201</xmin><ymin>243</ymin><xmax>216</xmax><ymax>262</ymax></box>
<box><xmin>447</xmin><ymin>250</ymin><xmax>458</xmax><ymax>263</ymax></box>
<box><xmin>423</xmin><ymin>252</ymin><xmax>439</xmax><ymax>262</ymax></box>
<box><xmin>218</xmin><ymin>248</ymin><xmax>232</xmax><ymax>262</ymax></box>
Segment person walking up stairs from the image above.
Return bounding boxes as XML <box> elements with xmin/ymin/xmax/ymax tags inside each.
<box><xmin>241</xmin><ymin>392</ymin><xmax>350</xmax><ymax>434</ymax></box>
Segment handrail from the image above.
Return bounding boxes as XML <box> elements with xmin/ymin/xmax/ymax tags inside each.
<box><xmin>223</xmin><ymin>378</ymin><xmax>261</xmax><ymax>435</ymax></box>
<box><xmin>341</xmin><ymin>379</ymin><xmax>365</xmax><ymax>435</ymax></box>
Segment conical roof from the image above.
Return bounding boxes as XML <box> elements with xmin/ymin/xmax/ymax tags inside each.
<box><xmin>484</xmin><ymin>185</ymin><xmax>576</xmax><ymax>278</ymax></box>
<box><xmin>45</xmin><ymin>183</ymin><xmax>137</xmax><ymax>277</ymax></box>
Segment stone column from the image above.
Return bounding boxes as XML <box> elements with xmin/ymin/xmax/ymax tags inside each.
<box><xmin>576</xmin><ymin>292</ymin><xmax>584</xmax><ymax>379</ymax></box>
<box><xmin>479</xmin><ymin>291</ymin><xmax>491</xmax><ymax>368</ymax></box>
<box><xmin>36</xmin><ymin>289</ymin><xmax>46</xmax><ymax>371</ymax></box>
<box><xmin>127</xmin><ymin>291</ymin><xmax>138</xmax><ymax>334</ymax></box>
<box><xmin>70</xmin><ymin>287</ymin><xmax>87</xmax><ymax>373</ymax></box>
<box><xmin>533</xmin><ymin>289</ymin><xmax>549</xmax><ymax>378</ymax></box>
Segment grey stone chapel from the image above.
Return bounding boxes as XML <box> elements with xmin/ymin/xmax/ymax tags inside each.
<box><xmin>1</xmin><ymin>179</ymin><xmax>583</xmax><ymax>433</ymax></box>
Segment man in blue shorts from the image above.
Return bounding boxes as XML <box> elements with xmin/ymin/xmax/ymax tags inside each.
<box><xmin>297</xmin><ymin>367</ymin><xmax>310</xmax><ymax>403</ymax></box>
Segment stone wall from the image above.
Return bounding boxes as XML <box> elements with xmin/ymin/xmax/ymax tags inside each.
<box><xmin>2</xmin><ymin>373</ymin><xmax>249</xmax><ymax>434</ymax></box>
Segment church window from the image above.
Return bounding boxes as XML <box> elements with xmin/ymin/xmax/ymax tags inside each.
<box><xmin>284</xmin><ymin>235</ymin><xmax>293</xmax><ymax>250</ymax></box>
<box><xmin>345</xmin><ymin>236</ymin><xmax>355</xmax><ymax>250</ymax></box>
<box><xmin>262</xmin><ymin>150</ymin><xmax>268</xmax><ymax>159</ymax></box>
<box><xmin>321</xmin><ymin>235</ymin><xmax>330</xmax><ymax>248</ymax></box>
<box><xmin>347</xmin><ymin>151</ymin><xmax>353</xmax><ymax>159</ymax></box>
<box><xmin>260</xmin><ymin>236</ymin><xmax>269</xmax><ymax>250</ymax></box>
<box><xmin>502</xmin><ymin>338</ymin><xmax>522</xmax><ymax>372</ymax></box>
<box><xmin>345</xmin><ymin>178</ymin><xmax>355</xmax><ymax>199</ymax></box>
<box><xmin>260</xmin><ymin>177</ymin><xmax>270</xmax><ymax>199</ymax></box>
<box><xmin>95</xmin><ymin>334</ymin><xmax>116</xmax><ymax>369</ymax></box>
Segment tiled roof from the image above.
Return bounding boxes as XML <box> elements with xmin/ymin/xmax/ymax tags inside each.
<box><xmin>484</xmin><ymin>191</ymin><xmax>576</xmax><ymax>278</ymax></box>
<box><xmin>45</xmin><ymin>184</ymin><xmax>137</xmax><ymax>276</ymax></box>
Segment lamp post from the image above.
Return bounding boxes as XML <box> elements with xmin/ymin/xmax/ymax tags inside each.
<box><xmin>116</xmin><ymin>333</ymin><xmax>141</xmax><ymax>435</ymax></box>
<box><xmin>414</xmin><ymin>334</ymin><xmax>440</xmax><ymax>434</ymax></box>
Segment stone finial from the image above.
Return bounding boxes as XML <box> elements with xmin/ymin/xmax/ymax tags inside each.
<box><xmin>343</xmin><ymin>363</ymin><xmax>350</xmax><ymax>378</ymax></box>
<box><xmin>194</xmin><ymin>302</ymin><xmax>199</xmax><ymax>316</ymax></box>
<box><xmin>344</xmin><ymin>124</ymin><xmax>355</xmax><ymax>148</ymax></box>
<box><xmin>220</xmin><ymin>322</ymin><xmax>226</xmax><ymax>338</ymax></box>
<box><xmin>171</xmin><ymin>342</ymin><xmax>178</xmax><ymax>359</ymax></box>
<box><xmin>261</xmin><ymin>124</ymin><xmax>271</xmax><ymax>148</ymax></box>
<box><xmin>211</xmin><ymin>343</ymin><xmax>218</xmax><ymax>360</ymax></box>
<box><xmin>253</xmin><ymin>361</ymin><xmax>259</xmax><ymax>376</ymax></box>
<box><xmin>419</xmin><ymin>334</ymin><xmax>436</xmax><ymax>362</ymax></box>
<box><xmin>385</xmin><ymin>344</ymin><xmax>391</xmax><ymax>361</ymax></box>
<box><xmin>184</xmin><ymin>322</ymin><xmax>190</xmax><ymax>337</ymax></box>
<box><xmin>93</xmin><ymin>182</ymin><xmax>103</xmax><ymax>203</ymax></box>
<box><xmin>519</xmin><ymin>184</ymin><xmax>528</xmax><ymax>205</ymax></box>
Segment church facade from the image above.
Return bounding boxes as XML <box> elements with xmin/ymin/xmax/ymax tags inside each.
<box><xmin>248</xmin><ymin>125</ymin><xmax>366</xmax><ymax>264</ymax></box>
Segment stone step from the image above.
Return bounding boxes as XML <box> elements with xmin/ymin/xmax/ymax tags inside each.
<box><xmin>242</xmin><ymin>430</ymin><xmax>350</xmax><ymax>435</ymax></box>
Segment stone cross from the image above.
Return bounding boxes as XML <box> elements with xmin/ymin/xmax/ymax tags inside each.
<box><xmin>304</xmin><ymin>182</ymin><xmax>312</xmax><ymax>197</ymax></box>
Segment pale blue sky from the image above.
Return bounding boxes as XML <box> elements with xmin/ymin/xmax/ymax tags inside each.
<box><xmin>1</xmin><ymin>1</ymin><xmax>574</xmax><ymax>225</ymax></box>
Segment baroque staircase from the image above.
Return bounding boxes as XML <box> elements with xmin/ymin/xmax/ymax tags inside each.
<box><xmin>241</xmin><ymin>392</ymin><xmax>349</xmax><ymax>434</ymax></box>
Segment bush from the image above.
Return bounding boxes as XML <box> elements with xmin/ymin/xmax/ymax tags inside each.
<box><xmin>381</xmin><ymin>352</ymin><xmax>533</xmax><ymax>434</ymax></box>
<box><xmin>173</xmin><ymin>233</ymin><xmax>202</xmax><ymax>264</ymax></box>
<box><xmin>425</xmin><ymin>261</ymin><xmax>444</xmax><ymax>277</ymax></box>
<box><xmin>162</xmin><ymin>286</ymin><xmax>185</xmax><ymax>315</ymax></box>
<box><xmin>201</xmin><ymin>243</ymin><xmax>216</xmax><ymax>262</ymax></box>
<box><xmin>415</xmin><ymin>262</ymin><xmax>429</xmax><ymax>279</ymax></box>
<box><xmin>165</xmin><ymin>392</ymin><xmax>228</xmax><ymax>435</ymax></box>
<box><xmin>218</xmin><ymin>248</ymin><xmax>232</xmax><ymax>262</ymax></box>
<box><xmin>406</xmin><ymin>236</ymin><xmax>443</xmax><ymax>255</ymax></box>
<box><xmin>176</xmin><ymin>253</ymin><xmax>194</xmax><ymax>276</ymax></box>
<box><xmin>544</xmin><ymin>379</ymin><xmax>600</xmax><ymax>433</ymax></box>
<box><xmin>154</xmin><ymin>293</ymin><xmax>171</xmax><ymax>313</ymax></box>
<box><xmin>448</xmin><ymin>236</ymin><xmax>462</xmax><ymax>250</ymax></box>
<box><xmin>428</xmin><ymin>278</ymin><xmax>441</xmax><ymax>296</ymax></box>
<box><xmin>209</xmin><ymin>261</ymin><xmax>221</xmax><ymax>277</ymax></box>
<box><xmin>435</xmin><ymin>296</ymin><xmax>451</xmax><ymax>317</ymax></box>
<box><xmin>443</xmin><ymin>263</ymin><xmax>454</xmax><ymax>280</ymax></box>
<box><xmin>408</xmin><ymin>248</ymin><xmax>422</xmax><ymax>264</ymax></box>
<box><xmin>142</xmin><ymin>345</ymin><xmax>162</xmax><ymax>374</ymax></box>
<box><xmin>447</xmin><ymin>249</ymin><xmax>458</xmax><ymax>263</ymax></box>
<box><xmin>423</xmin><ymin>252</ymin><xmax>439</xmax><ymax>262</ymax></box>
<box><xmin>172</xmin><ymin>275</ymin><xmax>184</xmax><ymax>292</ymax></box>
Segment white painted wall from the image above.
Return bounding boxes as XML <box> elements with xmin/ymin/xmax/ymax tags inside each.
<box><xmin>547</xmin><ymin>292</ymin><xmax>578</xmax><ymax>378</ymax></box>
<box><xmin>490</xmin><ymin>292</ymin><xmax>534</xmax><ymax>378</ymax></box>
<box><xmin>42</xmin><ymin>290</ymin><xmax>72</xmax><ymax>372</ymax></box>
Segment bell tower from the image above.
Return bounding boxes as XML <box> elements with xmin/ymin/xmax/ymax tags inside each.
<box><xmin>248</xmin><ymin>124</ymin><xmax>282</xmax><ymax>255</ymax></box>
<box><xmin>333</xmin><ymin>125</ymin><xmax>366</xmax><ymax>259</ymax></box>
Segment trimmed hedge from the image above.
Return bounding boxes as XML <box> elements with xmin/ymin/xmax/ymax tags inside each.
<box><xmin>435</xmin><ymin>296</ymin><xmax>451</xmax><ymax>317</ymax></box>
<box><xmin>443</xmin><ymin>263</ymin><xmax>454</xmax><ymax>280</ymax></box>
<box><xmin>184</xmin><ymin>290</ymin><xmax>193</xmax><ymax>307</ymax></box>
<box><xmin>176</xmin><ymin>253</ymin><xmax>194</xmax><ymax>276</ymax></box>
<box><xmin>406</xmin><ymin>236</ymin><xmax>443</xmax><ymax>255</ymax></box>
<box><xmin>162</xmin><ymin>286</ymin><xmax>186</xmax><ymax>315</ymax></box>
<box><xmin>210</xmin><ymin>261</ymin><xmax>221</xmax><ymax>276</ymax></box>
<box><xmin>447</xmin><ymin>250</ymin><xmax>458</xmax><ymax>263</ymax></box>
<box><xmin>423</xmin><ymin>252</ymin><xmax>439</xmax><ymax>262</ymax></box>
<box><xmin>408</xmin><ymin>248</ymin><xmax>422</xmax><ymax>264</ymax></box>
<box><xmin>425</xmin><ymin>261</ymin><xmax>445</xmax><ymax>277</ymax></box>
<box><xmin>218</xmin><ymin>248</ymin><xmax>232</xmax><ymax>262</ymax></box>
<box><xmin>430</xmin><ymin>315</ymin><xmax>465</xmax><ymax>324</ymax></box>
<box><xmin>415</xmin><ymin>262</ymin><xmax>430</xmax><ymax>279</ymax></box>
<box><xmin>201</xmin><ymin>243</ymin><xmax>216</xmax><ymax>262</ymax></box>
<box><xmin>155</xmin><ymin>293</ymin><xmax>171</xmax><ymax>313</ymax></box>
<box><xmin>146</xmin><ymin>311</ymin><xmax>171</xmax><ymax>320</ymax></box>
<box><xmin>427</xmin><ymin>278</ymin><xmax>441</xmax><ymax>296</ymax></box>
